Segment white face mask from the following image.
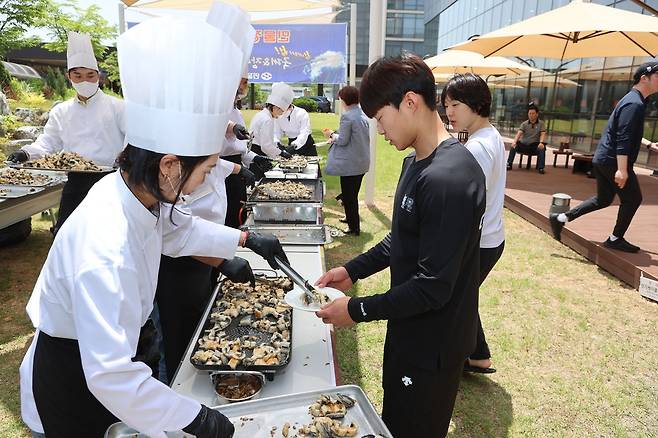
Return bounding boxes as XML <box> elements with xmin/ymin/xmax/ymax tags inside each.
<box><xmin>72</xmin><ymin>80</ymin><xmax>99</xmax><ymax>98</ymax></box>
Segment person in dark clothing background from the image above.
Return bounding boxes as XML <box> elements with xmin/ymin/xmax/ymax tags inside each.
<box><xmin>550</xmin><ymin>62</ymin><xmax>658</xmax><ymax>253</ymax></box>
<box><xmin>506</xmin><ymin>104</ymin><xmax>547</xmax><ymax>173</ymax></box>
<box><xmin>315</xmin><ymin>53</ymin><xmax>486</xmax><ymax>438</ymax></box>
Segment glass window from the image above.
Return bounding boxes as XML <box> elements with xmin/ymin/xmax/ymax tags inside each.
<box><xmin>491</xmin><ymin>5</ymin><xmax>502</xmax><ymax>29</ymax></box>
<box><xmin>524</xmin><ymin>0</ymin><xmax>538</xmax><ymax>17</ymax></box>
<box><xmin>537</xmin><ymin>0</ymin><xmax>552</xmax><ymax>13</ymax></box>
<box><xmin>512</xmin><ymin>0</ymin><xmax>524</xmax><ymax>22</ymax></box>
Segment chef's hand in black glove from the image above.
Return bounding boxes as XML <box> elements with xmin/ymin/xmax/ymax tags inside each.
<box><xmin>285</xmin><ymin>145</ymin><xmax>297</xmax><ymax>156</ymax></box>
<box><xmin>238</xmin><ymin>165</ymin><xmax>256</xmax><ymax>187</ymax></box>
<box><xmin>244</xmin><ymin>232</ymin><xmax>289</xmax><ymax>270</ymax></box>
<box><xmin>7</xmin><ymin>150</ymin><xmax>28</xmax><ymax>163</ymax></box>
<box><xmin>253</xmin><ymin>155</ymin><xmax>273</xmax><ymax>172</ymax></box>
<box><xmin>232</xmin><ymin>124</ymin><xmax>250</xmax><ymax>141</ymax></box>
<box><xmin>279</xmin><ymin>149</ymin><xmax>293</xmax><ymax>159</ymax></box>
<box><xmin>183</xmin><ymin>405</ymin><xmax>235</xmax><ymax>438</ymax></box>
<box><xmin>248</xmin><ymin>163</ymin><xmax>265</xmax><ymax>180</ymax></box>
<box><xmin>218</xmin><ymin>257</ymin><xmax>255</xmax><ymax>286</ymax></box>
<box><xmin>277</xmin><ymin>142</ymin><xmax>286</xmax><ymax>150</ymax></box>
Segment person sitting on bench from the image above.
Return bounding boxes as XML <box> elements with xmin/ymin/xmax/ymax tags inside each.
<box><xmin>506</xmin><ymin>104</ymin><xmax>547</xmax><ymax>174</ymax></box>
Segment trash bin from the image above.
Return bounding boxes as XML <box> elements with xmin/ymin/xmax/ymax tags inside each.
<box><xmin>549</xmin><ymin>193</ymin><xmax>571</xmax><ymax>215</ymax></box>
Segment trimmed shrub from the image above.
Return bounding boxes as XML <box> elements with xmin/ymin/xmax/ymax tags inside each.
<box><xmin>293</xmin><ymin>97</ymin><xmax>318</xmax><ymax>113</ymax></box>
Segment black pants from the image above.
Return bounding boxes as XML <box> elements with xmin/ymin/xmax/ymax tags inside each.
<box><xmin>339</xmin><ymin>174</ymin><xmax>364</xmax><ymax>233</ymax></box>
<box><xmin>155</xmin><ymin>255</ymin><xmax>213</xmax><ymax>382</ymax></box>
<box><xmin>507</xmin><ymin>141</ymin><xmax>546</xmax><ymax>169</ymax></box>
<box><xmin>221</xmin><ymin>154</ymin><xmax>246</xmax><ymax>229</ymax></box>
<box><xmin>382</xmin><ymin>350</ymin><xmax>464</xmax><ymax>438</ymax></box>
<box><xmin>288</xmin><ymin>135</ymin><xmax>317</xmax><ymax>157</ymax></box>
<box><xmin>33</xmin><ymin>332</ymin><xmax>120</xmax><ymax>437</ymax></box>
<box><xmin>54</xmin><ymin>171</ymin><xmax>111</xmax><ymax>235</ymax></box>
<box><xmin>566</xmin><ymin>164</ymin><xmax>642</xmax><ymax>238</ymax></box>
<box><xmin>471</xmin><ymin>242</ymin><xmax>506</xmax><ymax>360</ymax></box>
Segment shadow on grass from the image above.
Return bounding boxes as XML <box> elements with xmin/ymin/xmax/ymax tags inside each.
<box><xmin>366</xmin><ymin>204</ymin><xmax>392</xmax><ymax>229</ymax></box>
<box><xmin>0</xmin><ymin>336</ymin><xmax>32</xmax><ymax>436</ymax></box>
<box><xmin>550</xmin><ymin>253</ymin><xmax>594</xmax><ymax>265</ymax></box>
<box><xmin>450</xmin><ymin>374</ymin><xmax>513</xmax><ymax>437</ymax></box>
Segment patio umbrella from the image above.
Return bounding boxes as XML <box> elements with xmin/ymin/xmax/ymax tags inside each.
<box><xmin>425</xmin><ymin>50</ymin><xmax>541</xmax><ymax>76</ymax></box>
<box><xmin>490</xmin><ymin>74</ymin><xmax>580</xmax><ymax>88</ymax></box>
<box><xmin>450</xmin><ymin>0</ymin><xmax>658</xmax><ymax>59</ymax></box>
<box><xmin>432</xmin><ymin>72</ymin><xmax>524</xmax><ymax>88</ymax></box>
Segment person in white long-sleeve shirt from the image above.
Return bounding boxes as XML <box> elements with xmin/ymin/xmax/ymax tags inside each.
<box><xmin>275</xmin><ymin>103</ymin><xmax>317</xmax><ymax>156</ymax></box>
<box><xmin>8</xmin><ymin>32</ymin><xmax>125</xmax><ymax>235</ymax></box>
<box><xmin>19</xmin><ymin>10</ymin><xmax>288</xmax><ymax>438</ymax></box>
<box><xmin>249</xmin><ymin>82</ymin><xmax>294</xmax><ymax>159</ymax></box>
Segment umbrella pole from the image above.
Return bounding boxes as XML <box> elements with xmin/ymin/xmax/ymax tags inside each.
<box><xmin>526</xmin><ymin>72</ymin><xmax>532</xmax><ymax>103</ymax></box>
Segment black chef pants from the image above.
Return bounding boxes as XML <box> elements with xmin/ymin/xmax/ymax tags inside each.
<box><xmin>471</xmin><ymin>242</ymin><xmax>505</xmax><ymax>360</ymax></box>
<box><xmin>53</xmin><ymin>171</ymin><xmax>112</xmax><ymax>235</ymax></box>
<box><xmin>565</xmin><ymin>164</ymin><xmax>642</xmax><ymax>238</ymax></box>
<box><xmin>33</xmin><ymin>332</ymin><xmax>119</xmax><ymax>437</ymax></box>
<box><xmin>382</xmin><ymin>351</ymin><xmax>464</xmax><ymax>438</ymax></box>
<box><xmin>340</xmin><ymin>174</ymin><xmax>364</xmax><ymax>233</ymax></box>
<box><xmin>155</xmin><ymin>255</ymin><xmax>213</xmax><ymax>382</ymax></box>
<box><xmin>221</xmin><ymin>154</ymin><xmax>246</xmax><ymax>229</ymax></box>
<box><xmin>288</xmin><ymin>135</ymin><xmax>317</xmax><ymax>157</ymax></box>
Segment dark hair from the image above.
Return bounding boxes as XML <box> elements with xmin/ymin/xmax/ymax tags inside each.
<box><xmin>117</xmin><ymin>145</ymin><xmax>209</xmax><ymax>221</ymax></box>
<box><xmin>440</xmin><ymin>73</ymin><xmax>491</xmax><ymax>117</ymax></box>
<box><xmin>265</xmin><ymin>103</ymin><xmax>276</xmax><ymax>112</ymax></box>
<box><xmin>633</xmin><ymin>61</ymin><xmax>658</xmax><ymax>85</ymax></box>
<box><xmin>359</xmin><ymin>52</ymin><xmax>436</xmax><ymax>118</ymax></box>
<box><xmin>338</xmin><ymin>86</ymin><xmax>359</xmax><ymax>106</ymax></box>
<box><xmin>528</xmin><ymin>104</ymin><xmax>539</xmax><ymax>114</ymax></box>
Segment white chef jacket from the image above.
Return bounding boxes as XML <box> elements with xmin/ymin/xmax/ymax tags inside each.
<box><xmin>274</xmin><ymin>105</ymin><xmax>312</xmax><ymax>150</ymax></box>
<box><xmin>249</xmin><ymin>108</ymin><xmax>281</xmax><ymax>158</ymax></box>
<box><xmin>22</xmin><ymin>90</ymin><xmax>126</xmax><ymax>167</ymax></box>
<box><xmin>181</xmin><ymin>158</ymin><xmax>234</xmax><ymax>224</ymax></box>
<box><xmin>221</xmin><ymin>107</ymin><xmax>256</xmax><ymax>167</ymax></box>
<box><xmin>20</xmin><ymin>171</ymin><xmax>240</xmax><ymax>437</ymax></box>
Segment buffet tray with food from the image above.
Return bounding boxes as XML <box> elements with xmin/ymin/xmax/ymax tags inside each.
<box><xmin>0</xmin><ymin>186</ymin><xmax>45</xmax><ymax>198</ymax></box>
<box><xmin>248</xmin><ymin>179</ymin><xmax>323</xmax><ymax>204</ymax></box>
<box><xmin>0</xmin><ymin>167</ymin><xmax>64</xmax><ymax>187</ymax></box>
<box><xmin>104</xmin><ymin>385</ymin><xmax>391</xmax><ymax>438</ymax></box>
<box><xmin>190</xmin><ymin>275</ymin><xmax>294</xmax><ymax>375</ymax></box>
<box><xmin>241</xmin><ymin>224</ymin><xmax>332</xmax><ymax>245</ymax></box>
<box><xmin>7</xmin><ymin>151</ymin><xmax>114</xmax><ymax>173</ymax></box>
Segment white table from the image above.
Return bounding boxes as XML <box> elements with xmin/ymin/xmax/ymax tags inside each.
<box><xmin>0</xmin><ymin>184</ymin><xmax>63</xmax><ymax>229</ymax></box>
<box><xmin>170</xmin><ymin>245</ymin><xmax>337</xmax><ymax>406</ymax></box>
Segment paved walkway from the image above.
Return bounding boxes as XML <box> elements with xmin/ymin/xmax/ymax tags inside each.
<box><xmin>503</xmin><ymin>149</ymin><xmax>657</xmax><ymax>288</ymax></box>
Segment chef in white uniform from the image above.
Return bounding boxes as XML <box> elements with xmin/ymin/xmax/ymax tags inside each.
<box><xmin>275</xmin><ymin>100</ymin><xmax>318</xmax><ymax>157</ymax></box>
<box><xmin>19</xmin><ymin>8</ymin><xmax>288</xmax><ymax>438</ymax></box>
<box><xmin>249</xmin><ymin>82</ymin><xmax>294</xmax><ymax>159</ymax></box>
<box><xmin>8</xmin><ymin>31</ymin><xmax>125</xmax><ymax>235</ymax></box>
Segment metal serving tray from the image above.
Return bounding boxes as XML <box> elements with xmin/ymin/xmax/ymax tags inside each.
<box><xmin>7</xmin><ymin>161</ymin><xmax>114</xmax><ymax>173</ymax></box>
<box><xmin>189</xmin><ymin>276</ymin><xmax>293</xmax><ymax>374</ymax></box>
<box><xmin>243</xmin><ymin>224</ymin><xmax>332</xmax><ymax>245</ymax></box>
<box><xmin>105</xmin><ymin>385</ymin><xmax>391</xmax><ymax>438</ymax></box>
<box><xmin>0</xmin><ymin>168</ymin><xmax>66</xmax><ymax>187</ymax></box>
<box><xmin>0</xmin><ymin>186</ymin><xmax>44</xmax><ymax>198</ymax></box>
<box><xmin>250</xmin><ymin>203</ymin><xmax>322</xmax><ymax>224</ymax></box>
<box><xmin>248</xmin><ymin>178</ymin><xmax>323</xmax><ymax>204</ymax></box>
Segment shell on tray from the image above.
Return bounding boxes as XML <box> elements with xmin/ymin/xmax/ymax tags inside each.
<box><xmin>0</xmin><ymin>168</ymin><xmax>52</xmax><ymax>186</ymax></box>
<box><xmin>25</xmin><ymin>151</ymin><xmax>102</xmax><ymax>171</ymax></box>
<box><xmin>256</xmin><ymin>180</ymin><xmax>313</xmax><ymax>201</ymax></box>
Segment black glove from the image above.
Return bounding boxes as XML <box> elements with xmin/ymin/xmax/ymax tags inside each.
<box><xmin>277</xmin><ymin>142</ymin><xmax>286</xmax><ymax>150</ymax></box>
<box><xmin>249</xmin><ymin>162</ymin><xmax>266</xmax><ymax>180</ymax></box>
<box><xmin>284</xmin><ymin>145</ymin><xmax>297</xmax><ymax>156</ymax></box>
<box><xmin>218</xmin><ymin>257</ymin><xmax>255</xmax><ymax>286</ymax></box>
<box><xmin>244</xmin><ymin>232</ymin><xmax>289</xmax><ymax>270</ymax></box>
<box><xmin>7</xmin><ymin>150</ymin><xmax>28</xmax><ymax>163</ymax></box>
<box><xmin>232</xmin><ymin>124</ymin><xmax>250</xmax><ymax>141</ymax></box>
<box><xmin>183</xmin><ymin>405</ymin><xmax>235</xmax><ymax>438</ymax></box>
<box><xmin>279</xmin><ymin>149</ymin><xmax>293</xmax><ymax>159</ymax></box>
<box><xmin>238</xmin><ymin>166</ymin><xmax>256</xmax><ymax>187</ymax></box>
<box><xmin>253</xmin><ymin>155</ymin><xmax>273</xmax><ymax>172</ymax></box>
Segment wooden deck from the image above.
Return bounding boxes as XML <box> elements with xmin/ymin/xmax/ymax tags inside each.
<box><xmin>503</xmin><ymin>149</ymin><xmax>658</xmax><ymax>288</ymax></box>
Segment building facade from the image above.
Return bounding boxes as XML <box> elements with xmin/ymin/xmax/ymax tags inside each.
<box><xmin>426</xmin><ymin>0</ymin><xmax>658</xmax><ymax>168</ymax></box>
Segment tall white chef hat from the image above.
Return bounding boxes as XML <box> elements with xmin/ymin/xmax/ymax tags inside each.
<box><xmin>267</xmin><ymin>82</ymin><xmax>294</xmax><ymax>110</ymax></box>
<box><xmin>207</xmin><ymin>0</ymin><xmax>255</xmax><ymax>86</ymax></box>
<box><xmin>67</xmin><ymin>31</ymin><xmax>98</xmax><ymax>71</ymax></box>
<box><xmin>117</xmin><ymin>7</ymin><xmax>249</xmax><ymax>156</ymax></box>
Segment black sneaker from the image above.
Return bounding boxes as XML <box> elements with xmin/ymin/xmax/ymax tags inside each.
<box><xmin>603</xmin><ymin>237</ymin><xmax>640</xmax><ymax>253</ymax></box>
<box><xmin>538</xmin><ymin>168</ymin><xmax>545</xmax><ymax>174</ymax></box>
<box><xmin>549</xmin><ymin>213</ymin><xmax>564</xmax><ymax>241</ymax></box>
<box><xmin>506</xmin><ymin>163</ymin><xmax>512</xmax><ymax>171</ymax></box>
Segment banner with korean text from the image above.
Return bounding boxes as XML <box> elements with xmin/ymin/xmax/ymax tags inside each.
<box><xmin>249</xmin><ymin>24</ymin><xmax>347</xmax><ymax>84</ymax></box>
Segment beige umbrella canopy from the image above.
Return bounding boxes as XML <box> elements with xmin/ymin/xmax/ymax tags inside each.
<box><xmin>124</xmin><ymin>0</ymin><xmax>339</xmax><ymax>11</ymax></box>
<box><xmin>450</xmin><ymin>0</ymin><xmax>658</xmax><ymax>59</ymax></box>
<box><xmin>432</xmin><ymin>72</ymin><xmax>525</xmax><ymax>88</ymax></box>
<box><xmin>425</xmin><ymin>50</ymin><xmax>541</xmax><ymax>76</ymax></box>
<box><xmin>490</xmin><ymin>73</ymin><xmax>580</xmax><ymax>88</ymax></box>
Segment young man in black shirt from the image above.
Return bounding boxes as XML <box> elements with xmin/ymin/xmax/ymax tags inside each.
<box><xmin>315</xmin><ymin>54</ymin><xmax>486</xmax><ymax>438</ymax></box>
<box><xmin>550</xmin><ymin>62</ymin><xmax>658</xmax><ymax>253</ymax></box>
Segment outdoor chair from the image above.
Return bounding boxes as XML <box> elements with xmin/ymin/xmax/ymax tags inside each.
<box><xmin>551</xmin><ymin>141</ymin><xmax>573</xmax><ymax>168</ymax></box>
<box><xmin>517</xmin><ymin>149</ymin><xmax>540</xmax><ymax>169</ymax></box>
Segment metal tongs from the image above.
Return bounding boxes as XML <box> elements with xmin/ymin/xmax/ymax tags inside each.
<box><xmin>274</xmin><ymin>255</ymin><xmax>316</xmax><ymax>303</ymax></box>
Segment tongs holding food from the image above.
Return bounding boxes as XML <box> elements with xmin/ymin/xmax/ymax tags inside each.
<box><xmin>274</xmin><ymin>255</ymin><xmax>316</xmax><ymax>303</ymax></box>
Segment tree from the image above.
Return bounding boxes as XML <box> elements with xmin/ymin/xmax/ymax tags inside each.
<box><xmin>98</xmin><ymin>49</ymin><xmax>120</xmax><ymax>90</ymax></box>
<box><xmin>0</xmin><ymin>0</ymin><xmax>49</xmax><ymax>58</ymax></box>
<box><xmin>35</xmin><ymin>0</ymin><xmax>117</xmax><ymax>59</ymax></box>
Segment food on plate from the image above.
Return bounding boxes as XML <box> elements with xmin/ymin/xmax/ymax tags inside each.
<box><xmin>24</xmin><ymin>151</ymin><xmax>102</xmax><ymax>171</ymax></box>
<box><xmin>0</xmin><ymin>168</ymin><xmax>52</xmax><ymax>186</ymax></box>
<box><xmin>255</xmin><ymin>180</ymin><xmax>313</xmax><ymax>201</ymax></box>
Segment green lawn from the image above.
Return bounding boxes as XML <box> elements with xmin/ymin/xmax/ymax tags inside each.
<box><xmin>0</xmin><ymin>111</ymin><xmax>656</xmax><ymax>437</ymax></box>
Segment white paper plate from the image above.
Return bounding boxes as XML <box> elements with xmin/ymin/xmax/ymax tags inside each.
<box><xmin>284</xmin><ymin>286</ymin><xmax>345</xmax><ymax>312</ymax></box>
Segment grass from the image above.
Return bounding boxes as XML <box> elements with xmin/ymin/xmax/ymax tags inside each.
<box><xmin>1</xmin><ymin>112</ymin><xmax>657</xmax><ymax>436</ymax></box>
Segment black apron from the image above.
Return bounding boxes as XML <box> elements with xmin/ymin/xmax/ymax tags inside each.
<box><xmin>53</xmin><ymin>171</ymin><xmax>113</xmax><ymax>235</ymax></box>
<box><xmin>155</xmin><ymin>255</ymin><xmax>213</xmax><ymax>382</ymax></box>
<box><xmin>288</xmin><ymin>134</ymin><xmax>317</xmax><ymax>157</ymax></box>
<box><xmin>220</xmin><ymin>153</ymin><xmax>246</xmax><ymax>229</ymax></box>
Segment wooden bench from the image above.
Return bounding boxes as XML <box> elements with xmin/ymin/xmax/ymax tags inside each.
<box><xmin>517</xmin><ymin>150</ymin><xmax>537</xmax><ymax>169</ymax></box>
<box><xmin>550</xmin><ymin>141</ymin><xmax>573</xmax><ymax>168</ymax></box>
<box><xmin>572</xmin><ymin>153</ymin><xmax>594</xmax><ymax>175</ymax></box>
